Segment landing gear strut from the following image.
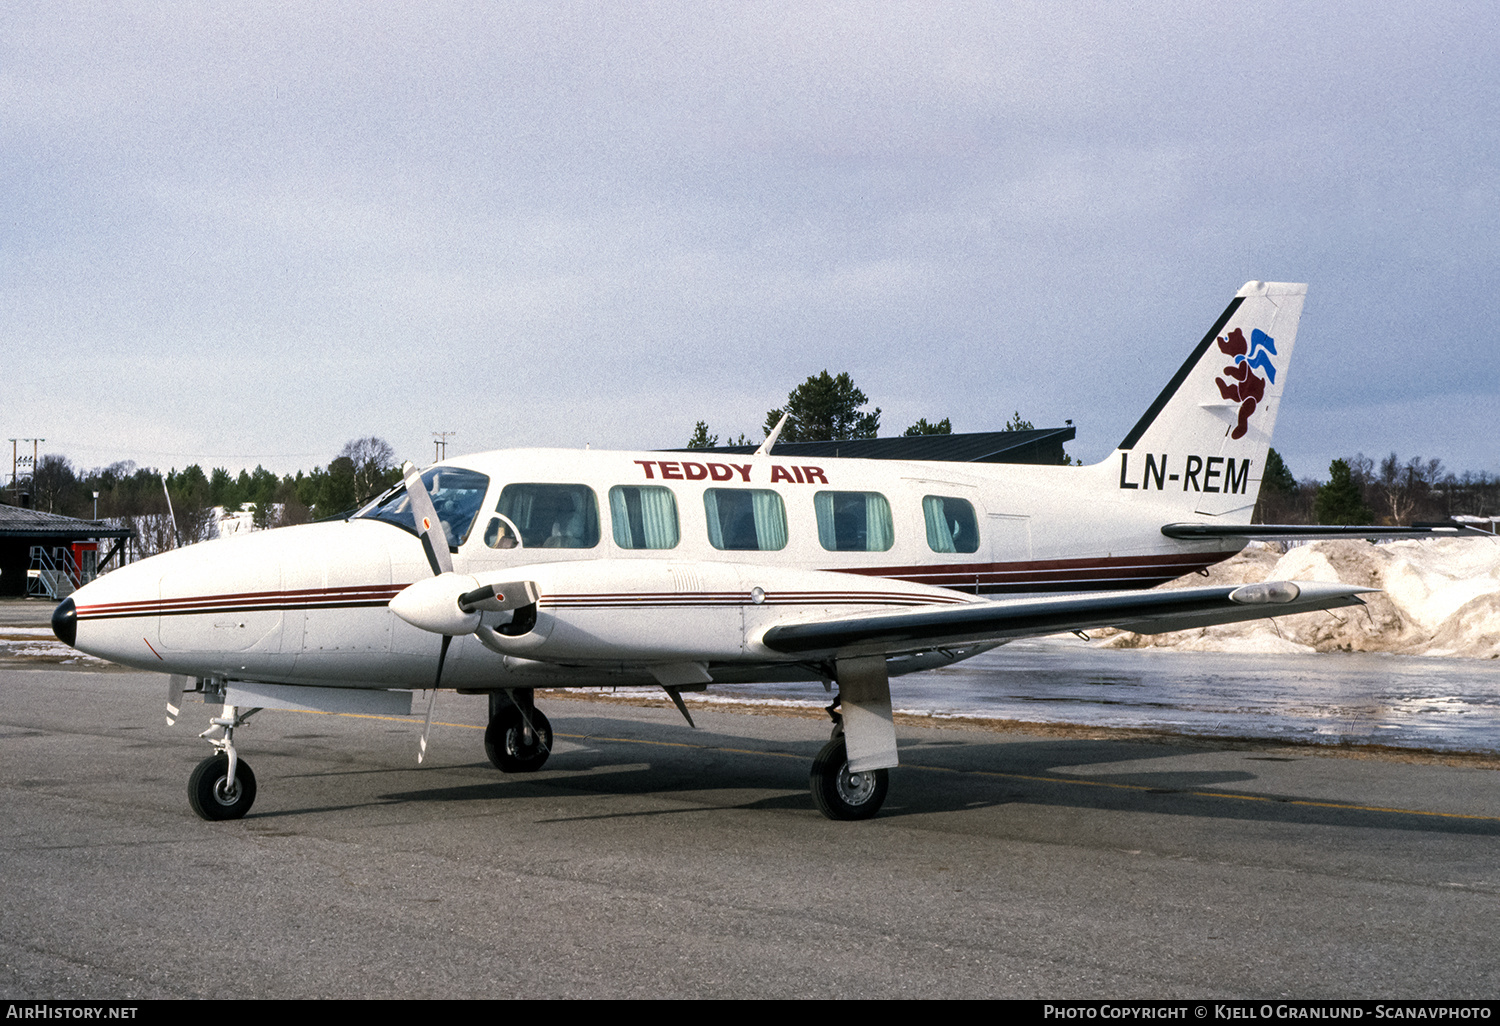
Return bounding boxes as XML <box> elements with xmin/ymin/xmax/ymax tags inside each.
<box><xmin>809</xmin><ymin>697</ymin><xmax>888</xmax><ymax>820</ymax></box>
<box><xmin>485</xmin><ymin>690</ymin><xmax>552</xmax><ymax>772</ymax></box>
<box><xmin>188</xmin><ymin>704</ymin><xmax>260</xmax><ymax>821</ymax></box>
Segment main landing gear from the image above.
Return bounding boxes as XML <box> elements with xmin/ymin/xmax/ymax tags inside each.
<box><xmin>484</xmin><ymin>689</ymin><xmax>552</xmax><ymax>773</ymax></box>
<box><xmin>188</xmin><ymin>704</ymin><xmax>261</xmax><ymax>821</ymax></box>
<box><xmin>809</xmin><ymin>697</ymin><xmax>889</xmax><ymax>821</ymax></box>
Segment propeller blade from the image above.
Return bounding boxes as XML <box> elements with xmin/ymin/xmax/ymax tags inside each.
<box><xmin>166</xmin><ymin>674</ymin><xmax>188</xmax><ymax>726</ymax></box>
<box><xmin>434</xmin><ymin>633</ymin><xmax>452</xmax><ymax>690</ymax></box>
<box><xmin>417</xmin><ymin>687</ymin><xmax>438</xmax><ymax>765</ymax></box>
<box><xmin>416</xmin><ymin>634</ymin><xmax>454</xmax><ymax>764</ymax></box>
<box><xmin>401</xmin><ymin>461</ymin><xmax>453</xmax><ymax>576</ymax></box>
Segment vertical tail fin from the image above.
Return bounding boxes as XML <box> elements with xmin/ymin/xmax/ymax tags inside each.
<box><xmin>1107</xmin><ymin>281</ymin><xmax>1306</xmax><ymax>519</ymax></box>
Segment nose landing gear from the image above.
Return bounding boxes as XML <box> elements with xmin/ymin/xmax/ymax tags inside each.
<box><xmin>188</xmin><ymin>704</ymin><xmax>261</xmax><ymax>821</ymax></box>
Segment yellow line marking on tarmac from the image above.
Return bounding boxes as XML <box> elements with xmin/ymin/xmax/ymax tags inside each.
<box><xmin>297</xmin><ymin>708</ymin><xmax>1499</xmax><ymax>823</ymax></box>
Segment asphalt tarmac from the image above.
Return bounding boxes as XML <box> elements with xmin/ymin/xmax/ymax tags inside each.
<box><xmin>3</xmin><ymin>664</ymin><xmax>1499</xmax><ymax>999</ymax></box>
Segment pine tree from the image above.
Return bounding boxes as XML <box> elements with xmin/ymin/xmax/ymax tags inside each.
<box><xmin>1263</xmin><ymin>448</ymin><xmax>1296</xmax><ymax>496</ymax></box>
<box><xmin>764</xmin><ymin>371</ymin><xmax>880</xmax><ymax>442</ymax></box>
<box><xmin>903</xmin><ymin>417</ymin><xmax>952</xmax><ymax>436</ymax></box>
<box><xmin>686</xmin><ymin>421</ymin><xmax>718</xmax><ymax>449</ymax></box>
<box><xmin>1314</xmin><ymin>459</ymin><xmax>1374</xmax><ymax>525</ymax></box>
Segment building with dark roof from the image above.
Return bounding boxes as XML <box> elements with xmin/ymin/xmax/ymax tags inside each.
<box><xmin>0</xmin><ymin>505</ymin><xmax>133</xmax><ymax>598</ymax></box>
<box><xmin>663</xmin><ymin>426</ymin><xmax>1076</xmax><ymax>466</ymax></box>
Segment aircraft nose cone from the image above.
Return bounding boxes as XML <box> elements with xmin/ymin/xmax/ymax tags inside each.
<box><xmin>52</xmin><ymin>597</ymin><xmax>77</xmax><ymax>648</ymax></box>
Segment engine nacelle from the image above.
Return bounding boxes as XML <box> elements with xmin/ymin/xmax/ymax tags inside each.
<box><xmin>463</xmin><ymin>559</ymin><xmax>974</xmax><ymax>664</ymax></box>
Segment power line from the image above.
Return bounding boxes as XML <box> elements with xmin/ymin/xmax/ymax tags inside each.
<box><xmin>60</xmin><ymin>443</ymin><xmax>329</xmax><ymax>460</ymax></box>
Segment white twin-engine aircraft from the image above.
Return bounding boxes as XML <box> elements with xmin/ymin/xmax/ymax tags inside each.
<box><xmin>56</xmin><ymin>281</ymin><xmax>1457</xmax><ymax>822</ymax></box>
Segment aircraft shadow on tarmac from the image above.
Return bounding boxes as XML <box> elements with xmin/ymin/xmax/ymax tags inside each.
<box><xmin>238</xmin><ymin>713</ymin><xmax>1500</xmax><ymax>838</ymax></box>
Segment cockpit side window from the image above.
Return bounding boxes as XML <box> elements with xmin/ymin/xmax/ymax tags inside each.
<box><xmin>355</xmin><ymin>467</ymin><xmax>491</xmax><ymax>547</ymax></box>
<box><xmin>497</xmin><ymin>484</ymin><xmax>600</xmax><ymax>548</ymax></box>
<box><xmin>482</xmin><ymin>516</ymin><xmax>521</xmax><ymax>549</ymax></box>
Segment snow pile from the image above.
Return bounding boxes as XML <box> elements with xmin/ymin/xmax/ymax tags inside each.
<box><xmin>215</xmin><ymin>506</ymin><xmax>255</xmax><ymax>536</ymax></box>
<box><xmin>1094</xmin><ymin>537</ymin><xmax>1500</xmax><ymax>659</ymax></box>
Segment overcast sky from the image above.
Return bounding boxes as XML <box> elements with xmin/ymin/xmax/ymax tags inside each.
<box><xmin>4</xmin><ymin>2</ymin><xmax>1496</xmax><ymax>484</ymax></box>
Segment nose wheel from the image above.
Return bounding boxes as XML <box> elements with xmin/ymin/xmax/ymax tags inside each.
<box><xmin>189</xmin><ymin>754</ymin><xmax>257</xmax><ymax>820</ymax></box>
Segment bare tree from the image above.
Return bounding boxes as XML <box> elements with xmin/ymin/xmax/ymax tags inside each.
<box><xmin>1375</xmin><ymin>452</ymin><xmax>1445</xmax><ymax>524</ymax></box>
<box><xmin>338</xmin><ymin>437</ymin><xmax>398</xmax><ymax>501</ymax></box>
<box><xmin>31</xmin><ymin>454</ymin><xmax>78</xmax><ymax>513</ymax></box>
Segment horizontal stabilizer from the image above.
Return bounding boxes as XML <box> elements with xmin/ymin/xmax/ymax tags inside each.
<box><xmin>759</xmin><ymin>581</ymin><xmax>1373</xmax><ymax>657</ymax></box>
<box><xmin>1162</xmin><ymin>522</ymin><xmax>1491</xmax><ymax>540</ymax></box>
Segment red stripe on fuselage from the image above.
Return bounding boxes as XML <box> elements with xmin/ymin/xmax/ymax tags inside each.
<box><xmin>75</xmin><ymin>584</ymin><xmax>406</xmax><ymax>621</ymax></box>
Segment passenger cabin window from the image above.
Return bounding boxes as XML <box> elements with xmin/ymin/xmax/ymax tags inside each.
<box><xmin>923</xmin><ymin>495</ymin><xmax>979</xmax><ymax>554</ymax></box>
<box><xmin>355</xmin><ymin>467</ymin><xmax>491</xmax><ymax>547</ymax></box>
<box><xmin>496</xmin><ymin>484</ymin><xmax>600</xmax><ymax>548</ymax></box>
<box><xmin>704</xmin><ymin>489</ymin><xmax>787</xmax><ymax>551</ymax></box>
<box><xmin>609</xmin><ymin>486</ymin><xmax>680</xmax><ymax>549</ymax></box>
<box><xmin>814</xmin><ymin>491</ymin><xmax>894</xmax><ymax>552</ymax></box>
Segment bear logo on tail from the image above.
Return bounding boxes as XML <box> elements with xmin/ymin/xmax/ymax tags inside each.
<box><xmin>1214</xmin><ymin>328</ymin><xmax>1277</xmax><ymax>439</ymax></box>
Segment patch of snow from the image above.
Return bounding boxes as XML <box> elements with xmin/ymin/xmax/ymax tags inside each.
<box><xmin>1097</xmin><ymin>537</ymin><xmax>1500</xmax><ymax>659</ymax></box>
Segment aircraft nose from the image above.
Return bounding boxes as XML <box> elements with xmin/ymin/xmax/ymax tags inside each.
<box><xmin>52</xmin><ymin>597</ymin><xmax>77</xmax><ymax>647</ymax></box>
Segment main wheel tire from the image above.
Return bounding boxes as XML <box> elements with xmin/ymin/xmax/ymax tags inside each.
<box><xmin>188</xmin><ymin>754</ymin><xmax>257</xmax><ymax>821</ymax></box>
<box><xmin>485</xmin><ymin>706</ymin><xmax>552</xmax><ymax>772</ymax></box>
<box><xmin>809</xmin><ymin>736</ymin><xmax>888</xmax><ymax>821</ymax></box>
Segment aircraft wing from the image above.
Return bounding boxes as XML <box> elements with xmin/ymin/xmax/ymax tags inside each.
<box><xmin>1162</xmin><ymin>522</ymin><xmax>1490</xmax><ymax>540</ymax></box>
<box><xmin>759</xmin><ymin>581</ymin><xmax>1373</xmax><ymax>657</ymax></box>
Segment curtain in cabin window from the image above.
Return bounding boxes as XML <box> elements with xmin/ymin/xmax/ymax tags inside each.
<box><xmin>864</xmin><ymin>492</ymin><xmax>893</xmax><ymax>551</ymax></box>
<box><xmin>751</xmin><ymin>490</ymin><xmax>787</xmax><ymax>550</ymax></box>
<box><xmin>703</xmin><ymin>490</ymin><xmax>725</xmax><ymax>549</ymax></box>
<box><xmin>639</xmin><ymin>487</ymin><xmax>678</xmax><ymax>548</ymax></box>
<box><xmin>609</xmin><ymin>487</ymin><xmax>631</xmax><ymax>547</ymax></box>
<box><xmin>813</xmin><ymin>492</ymin><xmax>837</xmax><ymax>549</ymax></box>
<box><xmin>923</xmin><ymin>495</ymin><xmax>957</xmax><ymax>553</ymax></box>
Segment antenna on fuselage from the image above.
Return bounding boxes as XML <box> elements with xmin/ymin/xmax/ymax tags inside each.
<box><xmin>755</xmin><ymin>412</ymin><xmax>789</xmax><ymax>458</ymax></box>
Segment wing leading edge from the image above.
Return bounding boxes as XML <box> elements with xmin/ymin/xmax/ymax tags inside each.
<box><xmin>759</xmin><ymin>581</ymin><xmax>1374</xmax><ymax>657</ymax></box>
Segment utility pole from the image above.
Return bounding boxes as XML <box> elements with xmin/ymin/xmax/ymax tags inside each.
<box><xmin>10</xmin><ymin>438</ymin><xmax>43</xmax><ymax>505</ymax></box>
<box><xmin>432</xmin><ymin>431</ymin><xmax>457</xmax><ymax>462</ymax></box>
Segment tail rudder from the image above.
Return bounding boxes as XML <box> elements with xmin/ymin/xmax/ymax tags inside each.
<box><xmin>1106</xmin><ymin>281</ymin><xmax>1306</xmax><ymax>518</ymax></box>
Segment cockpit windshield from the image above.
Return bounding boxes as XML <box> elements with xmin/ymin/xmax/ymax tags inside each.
<box><xmin>354</xmin><ymin>467</ymin><xmax>491</xmax><ymax>547</ymax></box>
